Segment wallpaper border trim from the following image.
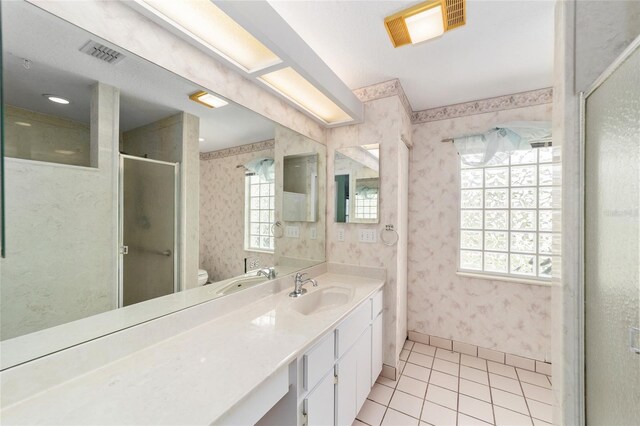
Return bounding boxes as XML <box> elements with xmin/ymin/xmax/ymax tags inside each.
<box><xmin>200</xmin><ymin>139</ymin><xmax>275</xmax><ymax>161</ymax></box>
<box><xmin>411</xmin><ymin>88</ymin><xmax>553</xmax><ymax>124</ymax></box>
<box><xmin>353</xmin><ymin>78</ymin><xmax>413</xmax><ymax>119</ymax></box>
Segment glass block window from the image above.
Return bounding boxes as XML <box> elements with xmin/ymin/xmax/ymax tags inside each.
<box><xmin>245</xmin><ymin>174</ymin><xmax>275</xmax><ymax>252</ymax></box>
<box><xmin>459</xmin><ymin>147</ymin><xmax>554</xmax><ymax>280</ymax></box>
<box><xmin>354</xmin><ymin>192</ymin><xmax>378</xmax><ymax>220</ymax></box>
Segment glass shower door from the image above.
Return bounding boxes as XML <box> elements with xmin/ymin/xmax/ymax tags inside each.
<box><xmin>120</xmin><ymin>155</ymin><xmax>178</xmax><ymax>307</ymax></box>
<box><xmin>584</xmin><ymin>43</ymin><xmax>640</xmax><ymax>424</ymax></box>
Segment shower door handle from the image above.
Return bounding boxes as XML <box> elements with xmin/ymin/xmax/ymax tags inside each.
<box><xmin>120</xmin><ymin>245</ymin><xmax>129</xmax><ymax>255</ymax></box>
<box><xmin>630</xmin><ymin>327</ymin><xmax>640</xmax><ymax>354</ymax></box>
<box><xmin>160</xmin><ymin>249</ymin><xmax>171</xmax><ymax>257</ymax></box>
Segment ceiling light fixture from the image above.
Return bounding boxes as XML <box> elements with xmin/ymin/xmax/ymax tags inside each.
<box><xmin>259</xmin><ymin>67</ymin><xmax>352</xmax><ymax>125</ymax></box>
<box><xmin>43</xmin><ymin>95</ymin><xmax>70</xmax><ymax>105</ymax></box>
<box><xmin>385</xmin><ymin>0</ymin><xmax>466</xmax><ymax>47</ymax></box>
<box><xmin>199</xmin><ymin>138</ymin><xmax>205</xmax><ymax>142</ymax></box>
<box><xmin>14</xmin><ymin>121</ymin><xmax>32</xmax><ymax>127</ymax></box>
<box><xmin>137</xmin><ymin>0</ymin><xmax>281</xmax><ymax>73</ymax></box>
<box><xmin>189</xmin><ymin>91</ymin><xmax>228</xmax><ymax>109</ymax></box>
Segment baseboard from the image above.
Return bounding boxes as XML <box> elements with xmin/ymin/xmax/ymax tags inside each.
<box><xmin>407</xmin><ymin>330</ymin><xmax>552</xmax><ymax>375</ymax></box>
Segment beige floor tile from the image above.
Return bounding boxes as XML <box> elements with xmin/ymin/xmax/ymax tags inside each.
<box><xmin>432</xmin><ymin>358</ymin><xmax>459</xmax><ymax>376</ymax></box>
<box><xmin>493</xmin><ymin>406</ymin><xmax>533</xmax><ymax>426</ymax></box>
<box><xmin>368</xmin><ymin>383</ymin><xmax>394</xmax><ymax>406</ymax></box>
<box><xmin>461</xmin><ymin>354</ymin><xmax>487</xmax><ymax>371</ymax></box>
<box><xmin>458</xmin><ymin>394</ymin><xmax>494</xmax><ymax>424</ymax></box>
<box><xmin>429</xmin><ymin>370</ymin><xmax>459</xmax><ymax>392</ymax></box>
<box><xmin>489</xmin><ymin>373</ymin><xmax>523</xmax><ymax>395</ymax></box>
<box><xmin>491</xmin><ymin>388</ymin><xmax>529</xmax><ymax>414</ymax></box>
<box><xmin>425</xmin><ymin>384</ymin><xmax>458</xmax><ymax>410</ymax></box>
<box><xmin>487</xmin><ymin>361</ymin><xmax>518</xmax><ymax>379</ymax></box>
<box><xmin>352</xmin><ymin>420</ymin><xmax>368</xmax><ymax>426</ymax></box>
<box><xmin>421</xmin><ymin>400</ymin><xmax>457</xmax><ymax>426</ymax></box>
<box><xmin>389</xmin><ymin>390</ymin><xmax>423</xmax><ymax>419</ymax></box>
<box><xmin>404</xmin><ymin>340</ymin><xmax>415</xmax><ymax>351</ymax></box>
<box><xmin>521</xmin><ymin>382</ymin><xmax>552</xmax><ymax>405</ymax></box>
<box><xmin>401</xmin><ymin>349</ymin><xmax>410</xmax><ymax>361</ymax></box>
<box><xmin>457</xmin><ymin>413</ymin><xmax>493</xmax><ymax>425</ymax></box>
<box><xmin>409</xmin><ymin>352</ymin><xmax>435</xmax><ymax>368</ymax></box>
<box><xmin>397</xmin><ymin>375</ymin><xmax>428</xmax><ymax>398</ymax></box>
<box><xmin>532</xmin><ymin>417</ymin><xmax>552</xmax><ymax>426</ymax></box>
<box><xmin>382</xmin><ymin>408</ymin><xmax>420</xmax><ymax>425</ymax></box>
<box><xmin>460</xmin><ymin>365</ymin><xmax>489</xmax><ymax>385</ymax></box>
<box><xmin>527</xmin><ymin>399</ymin><xmax>553</xmax><ymax>423</ymax></box>
<box><xmin>399</xmin><ymin>361</ymin><xmax>407</xmax><ymax>375</ymax></box>
<box><xmin>403</xmin><ymin>363</ymin><xmax>431</xmax><ymax>382</ymax></box>
<box><xmin>459</xmin><ymin>378</ymin><xmax>491</xmax><ymax>403</ymax></box>
<box><xmin>435</xmin><ymin>348</ymin><xmax>461</xmax><ymax>364</ymax></box>
<box><xmin>357</xmin><ymin>400</ymin><xmax>387</xmax><ymax>426</ymax></box>
<box><xmin>412</xmin><ymin>343</ymin><xmax>437</xmax><ymax>356</ymax></box>
<box><xmin>517</xmin><ymin>368</ymin><xmax>552</xmax><ymax>389</ymax></box>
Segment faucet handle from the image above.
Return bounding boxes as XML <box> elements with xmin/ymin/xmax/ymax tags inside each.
<box><xmin>295</xmin><ymin>272</ymin><xmax>307</xmax><ymax>281</ymax></box>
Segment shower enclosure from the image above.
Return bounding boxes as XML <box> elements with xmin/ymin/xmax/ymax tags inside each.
<box><xmin>119</xmin><ymin>155</ymin><xmax>179</xmax><ymax>307</ymax></box>
<box><xmin>583</xmin><ymin>38</ymin><xmax>639</xmax><ymax>424</ymax></box>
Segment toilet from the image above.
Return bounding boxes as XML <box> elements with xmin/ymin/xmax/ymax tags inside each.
<box><xmin>198</xmin><ymin>269</ymin><xmax>209</xmax><ymax>286</ymax></box>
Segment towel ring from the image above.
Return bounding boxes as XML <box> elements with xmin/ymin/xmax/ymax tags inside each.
<box><xmin>380</xmin><ymin>224</ymin><xmax>399</xmax><ymax>246</ymax></box>
<box><xmin>271</xmin><ymin>221</ymin><xmax>284</xmax><ymax>238</ymax></box>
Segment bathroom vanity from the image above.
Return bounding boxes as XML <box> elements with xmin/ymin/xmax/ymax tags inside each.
<box><xmin>0</xmin><ymin>266</ymin><xmax>384</xmax><ymax>425</ymax></box>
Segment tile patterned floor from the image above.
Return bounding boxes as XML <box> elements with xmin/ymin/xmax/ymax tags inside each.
<box><xmin>354</xmin><ymin>340</ymin><xmax>553</xmax><ymax>426</ymax></box>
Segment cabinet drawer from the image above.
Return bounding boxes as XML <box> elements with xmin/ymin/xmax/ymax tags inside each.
<box><xmin>371</xmin><ymin>290</ymin><xmax>383</xmax><ymax>319</ymax></box>
<box><xmin>336</xmin><ymin>301</ymin><xmax>371</xmax><ymax>358</ymax></box>
<box><xmin>304</xmin><ymin>332</ymin><xmax>335</xmax><ymax>391</ymax></box>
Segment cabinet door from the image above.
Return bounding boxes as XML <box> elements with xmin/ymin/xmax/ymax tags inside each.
<box><xmin>305</xmin><ymin>371</ymin><xmax>335</xmax><ymax>426</ymax></box>
<box><xmin>356</xmin><ymin>326</ymin><xmax>372</xmax><ymax>411</ymax></box>
<box><xmin>371</xmin><ymin>313</ymin><xmax>383</xmax><ymax>387</ymax></box>
<box><xmin>335</xmin><ymin>345</ymin><xmax>357</xmax><ymax>426</ymax></box>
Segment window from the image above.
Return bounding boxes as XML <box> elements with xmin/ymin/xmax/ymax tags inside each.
<box><xmin>245</xmin><ymin>174</ymin><xmax>275</xmax><ymax>252</ymax></box>
<box><xmin>458</xmin><ymin>147</ymin><xmax>554</xmax><ymax>280</ymax></box>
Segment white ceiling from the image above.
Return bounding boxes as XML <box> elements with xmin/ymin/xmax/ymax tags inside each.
<box><xmin>269</xmin><ymin>0</ymin><xmax>555</xmax><ymax>111</ymax></box>
<box><xmin>3</xmin><ymin>1</ymin><xmax>276</xmax><ymax>152</ymax></box>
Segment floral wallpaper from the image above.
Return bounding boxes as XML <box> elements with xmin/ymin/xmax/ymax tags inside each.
<box><xmin>408</xmin><ymin>103</ymin><xmax>553</xmax><ymax>362</ymax></box>
<box><xmin>199</xmin><ymin>144</ymin><xmax>275</xmax><ymax>283</ymax></box>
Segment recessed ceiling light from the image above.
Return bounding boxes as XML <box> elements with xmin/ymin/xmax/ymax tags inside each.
<box><xmin>199</xmin><ymin>138</ymin><xmax>205</xmax><ymax>142</ymax></box>
<box><xmin>137</xmin><ymin>0</ymin><xmax>281</xmax><ymax>73</ymax></box>
<box><xmin>385</xmin><ymin>0</ymin><xmax>466</xmax><ymax>47</ymax></box>
<box><xmin>259</xmin><ymin>67</ymin><xmax>352</xmax><ymax>125</ymax></box>
<box><xmin>43</xmin><ymin>94</ymin><xmax>70</xmax><ymax>105</ymax></box>
<box><xmin>189</xmin><ymin>91</ymin><xmax>228</xmax><ymax>108</ymax></box>
<box><xmin>54</xmin><ymin>150</ymin><xmax>76</xmax><ymax>155</ymax></box>
<box><xmin>14</xmin><ymin>121</ymin><xmax>32</xmax><ymax>127</ymax></box>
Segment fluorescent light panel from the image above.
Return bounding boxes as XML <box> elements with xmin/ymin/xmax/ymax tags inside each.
<box><xmin>259</xmin><ymin>67</ymin><xmax>352</xmax><ymax>124</ymax></box>
<box><xmin>189</xmin><ymin>91</ymin><xmax>228</xmax><ymax>108</ymax></box>
<box><xmin>139</xmin><ymin>0</ymin><xmax>281</xmax><ymax>72</ymax></box>
<box><xmin>405</xmin><ymin>4</ymin><xmax>444</xmax><ymax>43</ymax></box>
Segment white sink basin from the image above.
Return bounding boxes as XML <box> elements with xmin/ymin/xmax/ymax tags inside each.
<box><xmin>290</xmin><ymin>286</ymin><xmax>353</xmax><ymax>316</ymax></box>
<box><xmin>218</xmin><ymin>276</ymin><xmax>268</xmax><ymax>296</ymax></box>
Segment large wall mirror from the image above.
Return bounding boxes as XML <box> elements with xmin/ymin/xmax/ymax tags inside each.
<box><xmin>0</xmin><ymin>1</ymin><xmax>326</xmax><ymax>368</ymax></box>
<box><xmin>334</xmin><ymin>144</ymin><xmax>380</xmax><ymax>223</ymax></box>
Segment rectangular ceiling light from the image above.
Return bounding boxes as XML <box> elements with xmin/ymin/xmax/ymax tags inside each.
<box><xmin>189</xmin><ymin>91</ymin><xmax>228</xmax><ymax>108</ymax></box>
<box><xmin>259</xmin><ymin>67</ymin><xmax>353</xmax><ymax>125</ymax></box>
<box><xmin>138</xmin><ymin>0</ymin><xmax>281</xmax><ymax>73</ymax></box>
<box><xmin>385</xmin><ymin>0</ymin><xmax>466</xmax><ymax>48</ymax></box>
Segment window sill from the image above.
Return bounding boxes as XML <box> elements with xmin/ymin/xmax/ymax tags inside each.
<box><xmin>244</xmin><ymin>249</ymin><xmax>275</xmax><ymax>255</ymax></box>
<box><xmin>456</xmin><ymin>271</ymin><xmax>552</xmax><ymax>287</ymax></box>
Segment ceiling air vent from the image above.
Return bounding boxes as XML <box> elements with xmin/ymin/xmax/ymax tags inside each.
<box><xmin>445</xmin><ymin>0</ymin><xmax>466</xmax><ymax>30</ymax></box>
<box><xmin>79</xmin><ymin>41</ymin><xmax>125</xmax><ymax>65</ymax></box>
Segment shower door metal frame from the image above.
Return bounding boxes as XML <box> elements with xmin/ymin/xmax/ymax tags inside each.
<box><xmin>578</xmin><ymin>33</ymin><xmax>640</xmax><ymax>424</ymax></box>
<box><xmin>118</xmin><ymin>154</ymin><xmax>180</xmax><ymax>309</ymax></box>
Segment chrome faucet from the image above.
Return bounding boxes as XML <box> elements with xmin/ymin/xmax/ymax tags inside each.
<box><xmin>289</xmin><ymin>272</ymin><xmax>318</xmax><ymax>297</ymax></box>
<box><xmin>257</xmin><ymin>267</ymin><xmax>277</xmax><ymax>280</ymax></box>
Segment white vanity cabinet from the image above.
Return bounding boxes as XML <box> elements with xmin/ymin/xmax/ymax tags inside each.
<box><xmin>298</xmin><ymin>289</ymin><xmax>383</xmax><ymax>426</ymax></box>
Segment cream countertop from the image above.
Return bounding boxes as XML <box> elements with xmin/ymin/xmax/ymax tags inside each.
<box><xmin>0</xmin><ymin>272</ymin><xmax>384</xmax><ymax>425</ymax></box>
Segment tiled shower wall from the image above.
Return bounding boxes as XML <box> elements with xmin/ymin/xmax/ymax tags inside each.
<box><xmin>408</xmin><ymin>103</ymin><xmax>553</xmax><ymax>362</ymax></box>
